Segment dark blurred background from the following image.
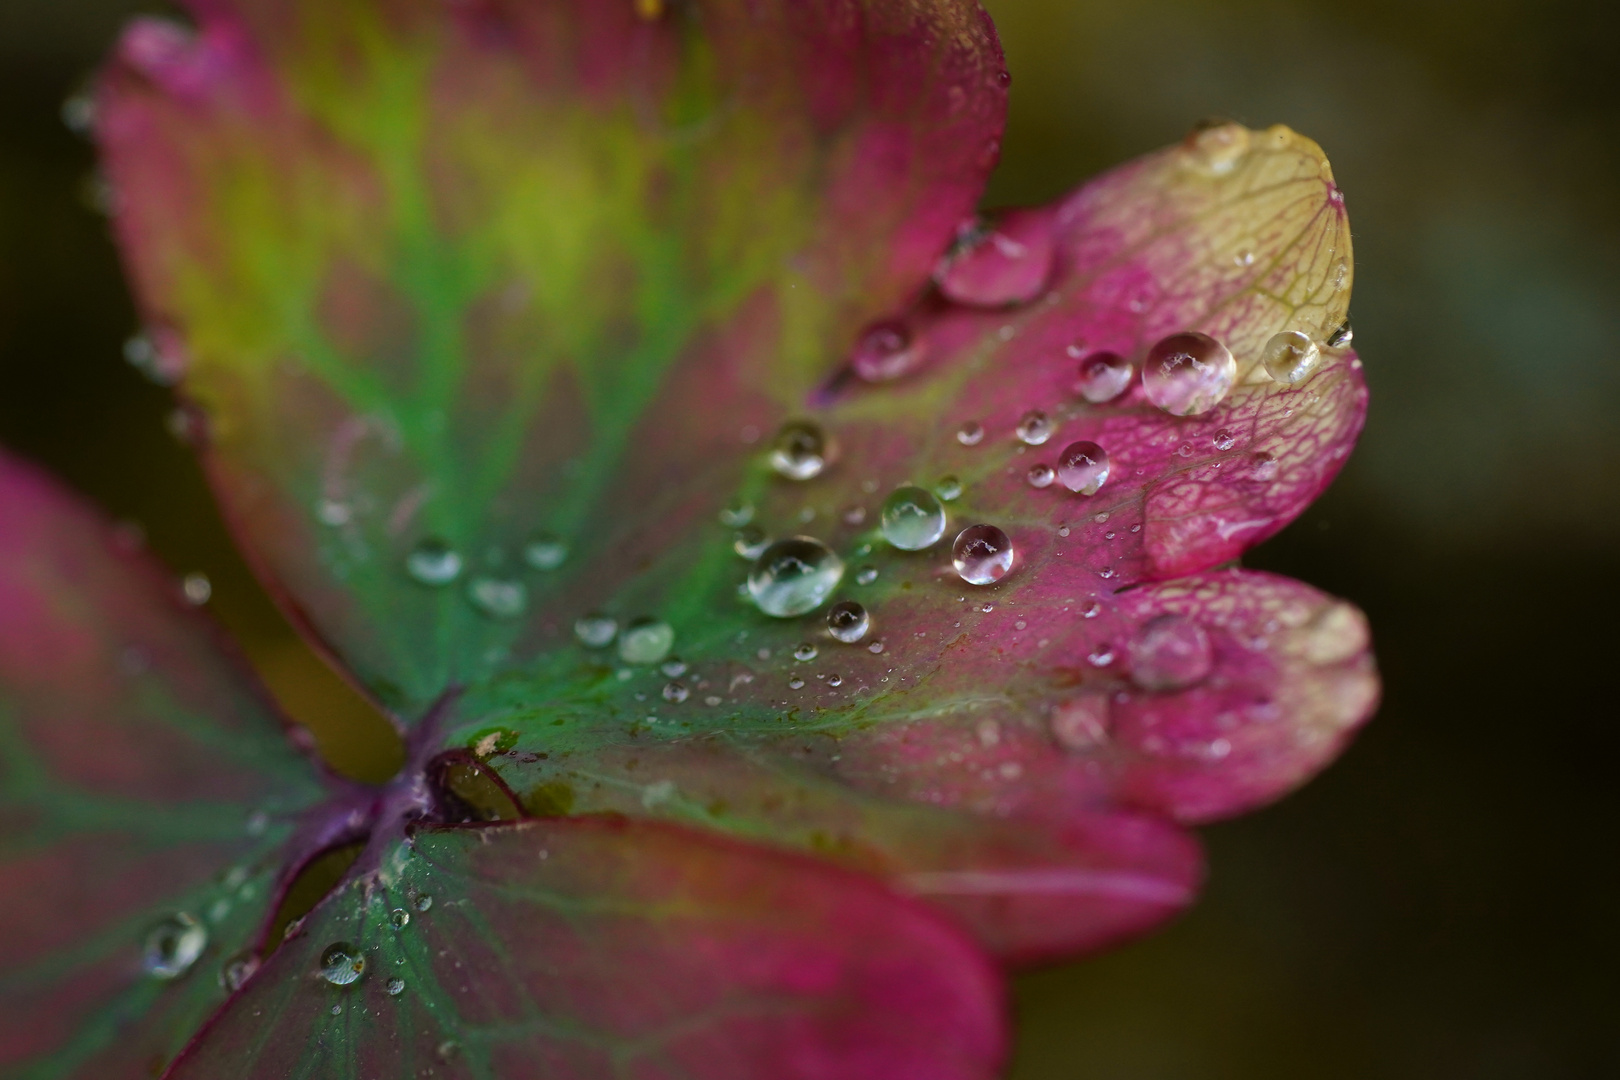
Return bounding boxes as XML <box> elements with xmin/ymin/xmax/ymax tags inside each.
<box><xmin>3</xmin><ymin>1</ymin><xmax>1618</xmax><ymax>1076</ymax></box>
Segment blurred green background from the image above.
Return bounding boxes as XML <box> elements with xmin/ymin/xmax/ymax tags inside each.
<box><xmin>3</xmin><ymin>1</ymin><xmax>1617</xmax><ymax>1076</ymax></box>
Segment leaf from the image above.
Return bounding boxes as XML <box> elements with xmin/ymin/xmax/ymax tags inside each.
<box><xmin>0</xmin><ymin>452</ymin><xmax>330</xmax><ymax>1079</ymax></box>
<box><xmin>164</xmin><ymin>818</ymin><xmax>1005</xmax><ymax>1080</ymax></box>
<box><xmin>96</xmin><ymin>0</ymin><xmax>1009</xmax><ymax>714</ymax></box>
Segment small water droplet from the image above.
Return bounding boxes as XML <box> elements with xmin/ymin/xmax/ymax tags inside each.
<box><xmin>1326</xmin><ymin>317</ymin><xmax>1353</xmax><ymax>347</ymax></box>
<box><xmin>1087</xmin><ymin>644</ymin><xmax>1116</xmax><ymax>667</ymax></box>
<box><xmin>1212</xmin><ymin>429</ymin><xmax>1236</xmax><ymax>451</ymax></box>
<box><xmin>660</xmin><ymin>657</ymin><xmax>687</xmax><ymax>677</ymax></box>
<box><xmin>1186</xmin><ymin>121</ymin><xmax>1250</xmax><ymax>175</ymax></box>
<box><xmin>850</xmin><ymin>321</ymin><xmax>923</xmax><ymax>382</ymax></box>
<box><xmin>880</xmin><ymin>485</ymin><xmax>947</xmax><ymax>550</ymax></box>
<box><xmin>386</xmin><ymin>977</ymin><xmax>406</xmax><ymax>996</ymax></box>
<box><xmin>468</xmin><ymin>577</ymin><xmax>527</xmax><ymax>619</ymax></box>
<box><xmin>1056</xmin><ymin>441</ymin><xmax>1110</xmax><ymax>495</ymax></box>
<box><xmin>731</xmin><ymin>525</ymin><xmax>770</xmax><ymax>560</ymax></box>
<box><xmin>436</xmin><ymin>1040</ymin><xmax>461</xmax><ymax>1063</ymax></box>
<box><xmin>1015</xmin><ymin>410</ymin><xmax>1053</xmax><ymax>445</ymax></box>
<box><xmin>704</xmin><ymin>695</ymin><xmax>722</xmax><ymax>706</ymax></box>
<box><xmin>406</xmin><ymin>539</ymin><xmax>463</xmax><ymax>586</ymax></box>
<box><xmin>842</xmin><ymin>505</ymin><xmax>867</xmax><ymax>526</ymax></box>
<box><xmin>788</xmin><ymin>676</ymin><xmax>805</xmax><ymax>690</ymax></box>
<box><xmin>662</xmin><ymin>681</ymin><xmax>689</xmax><ymax>703</ymax></box>
<box><xmin>574</xmin><ymin>614</ymin><xmax>619</xmax><ymax>648</ymax></box>
<box><xmin>934</xmin><ymin>475</ymin><xmax>963</xmax><ymax>502</ymax></box>
<box><xmin>1074</xmin><ymin>350</ymin><xmax>1133</xmax><ymax>403</ymax></box>
<box><xmin>1051</xmin><ymin>694</ymin><xmax>1111</xmax><ymax>751</ymax></box>
<box><xmin>181</xmin><ymin>573</ymin><xmax>211</xmax><ymax>606</ymax></box>
<box><xmin>748</xmin><ymin>537</ymin><xmax>844</xmax><ymax>617</ymax></box>
<box><xmin>718</xmin><ymin>499</ymin><xmax>754</xmax><ymax>527</ymax></box>
<box><xmin>1128</xmin><ymin>614</ymin><xmax>1213</xmax><ymax>690</ymax></box>
<box><xmin>827</xmin><ymin>600</ymin><xmax>871</xmax><ymax>643</ymax></box>
<box><xmin>868</xmin><ymin>640</ymin><xmax>885</xmax><ymax>654</ymax></box>
<box><xmin>828</xmin><ymin>674</ymin><xmax>844</xmax><ymax>687</ymax></box>
<box><xmin>318</xmin><ymin>942</ymin><xmax>365</xmax><ymax>986</ymax></box>
<box><xmin>523</xmin><ymin>534</ymin><xmax>569</xmax><ymax>570</ymax></box>
<box><xmin>143</xmin><ymin>913</ymin><xmax>207</xmax><ymax>980</ymax></box>
<box><xmin>1142</xmin><ymin>332</ymin><xmax>1236</xmax><ymax>416</ymax></box>
<box><xmin>414</xmin><ymin>895</ymin><xmax>433</xmax><ymax>913</ymax></box>
<box><xmin>855</xmin><ymin>565</ymin><xmax>878</xmax><ymax>586</ymax></box>
<box><xmin>316</xmin><ymin>499</ymin><xmax>352</xmax><ymax>527</ymax></box>
<box><xmin>952</xmin><ymin>524</ymin><xmax>1014</xmax><ymax>585</ymax></box>
<box><xmin>220</xmin><ymin>951</ymin><xmax>259</xmax><ymax>991</ymax></box>
<box><xmin>1026</xmin><ymin>463</ymin><xmax>1055</xmax><ymax>488</ymax></box>
<box><xmin>770</xmin><ymin>420</ymin><xmax>835</xmax><ymax>480</ymax></box>
<box><xmin>956</xmin><ymin>420</ymin><xmax>985</xmax><ymax>446</ymax></box>
<box><xmin>1261</xmin><ymin>330</ymin><xmax>1320</xmax><ymax>384</ymax></box>
<box><xmin>794</xmin><ymin>642</ymin><xmax>819</xmax><ymax>662</ymax></box>
<box><xmin>619</xmin><ymin>618</ymin><xmax>675</xmax><ymax>664</ymax></box>
<box><xmin>1081</xmin><ymin>600</ymin><xmax>1101</xmax><ymax>618</ymax></box>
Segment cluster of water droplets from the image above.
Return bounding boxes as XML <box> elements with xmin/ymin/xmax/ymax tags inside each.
<box><xmin>399</xmin><ymin>525</ymin><xmax>577</xmax><ymax>623</ymax></box>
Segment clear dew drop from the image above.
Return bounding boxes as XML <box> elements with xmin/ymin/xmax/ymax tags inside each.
<box><xmin>879</xmin><ymin>485</ymin><xmax>947</xmax><ymax>551</ymax></box>
<box><xmin>406</xmin><ymin>539</ymin><xmax>463</xmax><ymax>586</ymax></box>
<box><xmin>826</xmin><ymin>600</ymin><xmax>871</xmax><ymax>644</ymax></box>
<box><xmin>748</xmin><ymin>537</ymin><xmax>844</xmax><ymax>617</ymax></box>
<box><xmin>732</xmin><ymin>525</ymin><xmax>770</xmax><ymax>560</ymax></box>
<box><xmin>788</xmin><ymin>676</ymin><xmax>806</xmax><ymax>690</ymax></box>
<box><xmin>1026</xmin><ymin>463</ymin><xmax>1055</xmax><ymax>489</ymax></box>
<box><xmin>718</xmin><ymin>499</ymin><xmax>755</xmax><ymax>527</ymax></box>
<box><xmin>1128</xmin><ymin>614</ymin><xmax>1213</xmax><ymax>691</ymax></box>
<box><xmin>318</xmin><ymin>942</ymin><xmax>366</xmax><ymax>986</ymax></box>
<box><xmin>619</xmin><ymin>618</ymin><xmax>675</xmax><ymax>664</ymax></box>
<box><xmin>523</xmin><ymin>534</ymin><xmax>569</xmax><ymax>570</ymax></box>
<box><xmin>388</xmin><ymin>908</ymin><xmax>410</xmax><ymax>930</ymax></box>
<box><xmin>1327</xmin><ymin>317</ymin><xmax>1353</xmax><ymax>347</ymax></box>
<box><xmin>574</xmin><ymin>614</ymin><xmax>619</xmax><ymax>648</ymax></box>
<box><xmin>828</xmin><ymin>674</ymin><xmax>844</xmax><ymax>687</ymax></box>
<box><xmin>952</xmin><ymin>524</ymin><xmax>1014</xmax><ymax>585</ymax></box>
<box><xmin>956</xmin><ymin>420</ymin><xmax>985</xmax><ymax>446</ymax></box>
<box><xmin>1074</xmin><ymin>350</ymin><xmax>1133</xmax><ymax>403</ymax></box>
<box><xmin>386</xmin><ymin>978</ymin><xmax>406</xmax><ymax>996</ymax></box>
<box><xmin>934</xmin><ymin>475</ymin><xmax>963</xmax><ymax>502</ymax></box>
<box><xmin>1213</xmin><ymin>429</ymin><xmax>1236</xmax><ymax>451</ymax></box>
<box><xmin>1142</xmin><ymin>332</ymin><xmax>1237</xmax><ymax>416</ymax></box>
<box><xmin>794</xmin><ymin>642</ymin><xmax>819</xmax><ymax>662</ymax></box>
<box><xmin>468</xmin><ymin>577</ymin><xmax>527</xmax><ymax>619</ymax></box>
<box><xmin>1056</xmin><ymin>440</ymin><xmax>1110</xmax><ymax>496</ymax></box>
<box><xmin>662</xmin><ymin>681</ymin><xmax>689</xmax><ymax>703</ymax></box>
<box><xmin>850</xmin><ymin>321</ymin><xmax>923</xmax><ymax>382</ymax></box>
<box><xmin>414</xmin><ymin>895</ymin><xmax>434</xmax><ymax>913</ymax></box>
<box><xmin>220</xmin><ymin>952</ymin><xmax>259</xmax><ymax>991</ymax></box>
<box><xmin>1015</xmin><ymin>409</ymin><xmax>1053</xmax><ymax>445</ymax></box>
<box><xmin>1260</xmin><ymin>330</ymin><xmax>1320</xmax><ymax>384</ymax></box>
<box><xmin>143</xmin><ymin>913</ymin><xmax>208</xmax><ymax>980</ymax></box>
<box><xmin>769</xmin><ymin>420</ymin><xmax>835</xmax><ymax>481</ymax></box>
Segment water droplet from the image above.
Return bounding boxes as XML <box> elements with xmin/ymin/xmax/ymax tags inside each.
<box><xmin>1326</xmin><ymin>317</ymin><xmax>1353</xmax><ymax>347</ymax></box>
<box><xmin>523</xmin><ymin>534</ymin><xmax>568</xmax><ymax>570</ymax></box>
<box><xmin>407</xmin><ymin>539</ymin><xmax>463</xmax><ymax>586</ymax></box>
<box><xmin>855</xmin><ymin>565</ymin><xmax>878</xmax><ymax>586</ymax></box>
<box><xmin>937</xmin><ymin>210</ymin><xmax>1055</xmax><ymax>307</ymax></box>
<box><xmin>956</xmin><ymin>421</ymin><xmax>985</xmax><ymax>446</ymax></box>
<box><xmin>880</xmin><ymin>485</ymin><xmax>947</xmax><ymax>551</ymax></box>
<box><xmin>1051</xmin><ymin>694</ymin><xmax>1111</xmax><ymax>751</ymax></box>
<box><xmin>1081</xmin><ymin>600</ymin><xmax>1101</xmax><ymax>618</ymax></box>
<box><xmin>318</xmin><ymin>942</ymin><xmax>365</xmax><ymax>986</ymax></box>
<box><xmin>1212</xmin><ymin>429</ymin><xmax>1236</xmax><ymax>451</ymax></box>
<box><xmin>220</xmin><ymin>951</ymin><xmax>259</xmax><ymax>991</ymax></box>
<box><xmin>748</xmin><ymin>537</ymin><xmax>844</xmax><ymax>617</ymax></box>
<box><xmin>1074</xmin><ymin>350</ymin><xmax>1133</xmax><ymax>403</ymax></box>
<box><xmin>317</xmin><ymin>499</ymin><xmax>352</xmax><ymax>527</ymax></box>
<box><xmin>868</xmin><ymin>640</ymin><xmax>885</xmax><ymax>654</ymax></box>
<box><xmin>1142</xmin><ymin>332</ymin><xmax>1236</xmax><ymax>416</ymax></box>
<box><xmin>143</xmin><ymin>913</ymin><xmax>207</xmax><ymax>980</ymax></box>
<box><xmin>1128</xmin><ymin>614</ymin><xmax>1213</xmax><ymax>690</ymax></box>
<box><xmin>62</xmin><ymin>93</ymin><xmax>95</xmax><ymax>134</ymax></box>
<box><xmin>934</xmin><ymin>475</ymin><xmax>963</xmax><ymax>502</ymax></box>
<box><xmin>386</xmin><ymin>977</ymin><xmax>406</xmax><ymax>996</ymax></box>
<box><xmin>729</xmin><ymin>525</ymin><xmax>770</xmax><ymax>560</ymax></box>
<box><xmin>794</xmin><ymin>642</ymin><xmax>819</xmax><ymax>662</ymax></box>
<box><xmin>661</xmin><ymin>658</ymin><xmax>688</xmax><ymax>678</ymax></box>
<box><xmin>788</xmin><ymin>675</ymin><xmax>806</xmax><ymax>690</ymax></box>
<box><xmin>718</xmin><ymin>499</ymin><xmax>755</xmax><ymax>527</ymax></box>
<box><xmin>574</xmin><ymin>614</ymin><xmax>618</xmax><ymax>648</ymax></box>
<box><xmin>414</xmin><ymin>895</ymin><xmax>434</xmax><ymax>912</ymax></box>
<box><xmin>770</xmin><ymin>420</ymin><xmax>835</xmax><ymax>480</ymax></box>
<box><xmin>662</xmin><ymin>681</ymin><xmax>689</xmax><ymax>703</ymax></box>
<box><xmin>181</xmin><ymin>573</ymin><xmax>211</xmax><ymax>606</ymax></box>
<box><xmin>1087</xmin><ymin>644</ymin><xmax>1116</xmax><ymax>667</ymax></box>
<box><xmin>1186</xmin><ymin>121</ymin><xmax>1250</xmax><ymax>175</ymax></box>
<box><xmin>827</xmin><ymin>601</ymin><xmax>871</xmax><ymax>643</ymax></box>
<box><xmin>952</xmin><ymin>525</ymin><xmax>1014</xmax><ymax>585</ymax></box>
<box><xmin>1015</xmin><ymin>410</ymin><xmax>1053</xmax><ymax>445</ymax></box>
<box><xmin>619</xmin><ymin>618</ymin><xmax>675</xmax><ymax>664</ymax></box>
<box><xmin>850</xmin><ymin>321</ymin><xmax>924</xmax><ymax>382</ymax></box>
<box><xmin>386</xmin><ymin>907</ymin><xmax>409</xmax><ymax>930</ymax></box>
<box><xmin>842</xmin><ymin>505</ymin><xmax>867</xmax><ymax>526</ymax></box>
<box><xmin>1260</xmin><ymin>330</ymin><xmax>1320</xmax><ymax>384</ymax></box>
<box><xmin>1026</xmin><ymin>463</ymin><xmax>1055</xmax><ymax>489</ymax></box>
<box><xmin>1056</xmin><ymin>441</ymin><xmax>1110</xmax><ymax>495</ymax></box>
<box><xmin>468</xmin><ymin>577</ymin><xmax>527</xmax><ymax>619</ymax></box>
<box><xmin>828</xmin><ymin>673</ymin><xmax>844</xmax><ymax>687</ymax></box>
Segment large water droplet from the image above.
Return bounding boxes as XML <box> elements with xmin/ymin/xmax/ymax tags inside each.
<box><xmin>523</xmin><ymin>534</ymin><xmax>569</xmax><ymax>570</ymax></box>
<box><xmin>1260</xmin><ymin>330</ymin><xmax>1320</xmax><ymax>384</ymax></box>
<box><xmin>318</xmin><ymin>942</ymin><xmax>365</xmax><ymax>986</ymax></box>
<box><xmin>574</xmin><ymin>614</ymin><xmax>618</xmax><ymax>648</ymax></box>
<box><xmin>850</xmin><ymin>321</ymin><xmax>924</xmax><ymax>382</ymax></box>
<box><xmin>1128</xmin><ymin>614</ymin><xmax>1213</xmax><ymax>690</ymax></box>
<box><xmin>827</xmin><ymin>601</ymin><xmax>871</xmax><ymax>643</ymax></box>
<box><xmin>407</xmin><ymin>539</ymin><xmax>463</xmax><ymax>586</ymax></box>
<box><xmin>880</xmin><ymin>485</ymin><xmax>947</xmax><ymax>551</ymax></box>
<box><xmin>1142</xmin><ymin>332</ymin><xmax>1236</xmax><ymax>416</ymax></box>
<box><xmin>748</xmin><ymin>538</ymin><xmax>844</xmax><ymax>617</ymax></box>
<box><xmin>770</xmin><ymin>420</ymin><xmax>835</xmax><ymax>481</ymax></box>
<box><xmin>468</xmin><ymin>577</ymin><xmax>527</xmax><ymax>619</ymax></box>
<box><xmin>1056</xmin><ymin>441</ymin><xmax>1110</xmax><ymax>496</ymax></box>
<box><xmin>1074</xmin><ymin>350</ymin><xmax>1133</xmax><ymax>403</ymax></box>
<box><xmin>956</xmin><ymin>420</ymin><xmax>985</xmax><ymax>446</ymax></box>
<box><xmin>143</xmin><ymin>913</ymin><xmax>207</xmax><ymax>980</ymax></box>
<box><xmin>619</xmin><ymin>618</ymin><xmax>675</xmax><ymax>664</ymax></box>
<box><xmin>952</xmin><ymin>525</ymin><xmax>1014</xmax><ymax>585</ymax></box>
<box><xmin>1015</xmin><ymin>410</ymin><xmax>1054</xmax><ymax>445</ymax></box>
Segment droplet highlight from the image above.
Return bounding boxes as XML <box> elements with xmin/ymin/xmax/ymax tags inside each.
<box><xmin>956</xmin><ymin>421</ymin><xmax>985</xmax><ymax>446</ymax></box>
<box><xmin>952</xmin><ymin>525</ymin><xmax>1014</xmax><ymax>585</ymax></box>
<box><xmin>880</xmin><ymin>485</ymin><xmax>947</xmax><ymax>551</ymax></box>
<box><xmin>1015</xmin><ymin>410</ymin><xmax>1053</xmax><ymax>445</ymax></box>
<box><xmin>1026</xmin><ymin>463</ymin><xmax>1055</xmax><ymax>489</ymax></box>
<box><xmin>1260</xmin><ymin>330</ymin><xmax>1320</xmax><ymax>384</ymax></box>
<box><xmin>318</xmin><ymin>942</ymin><xmax>365</xmax><ymax>986</ymax></box>
<box><xmin>826</xmin><ymin>601</ymin><xmax>871</xmax><ymax>644</ymax></box>
<box><xmin>468</xmin><ymin>577</ymin><xmax>527</xmax><ymax>619</ymax></box>
<box><xmin>143</xmin><ymin>913</ymin><xmax>207</xmax><ymax>980</ymax></box>
<box><xmin>523</xmin><ymin>534</ymin><xmax>569</xmax><ymax>571</ymax></box>
<box><xmin>1074</xmin><ymin>350</ymin><xmax>1133</xmax><ymax>404</ymax></box>
<box><xmin>748</xmin><ymin>537</ymin><xmax>844</xmax><ymax>617</ymax></box>
<box><xmin>1142</xmin><ymin>331</ymin><xmax>1236</xmax><ymax>416</ymax></box>
<box><xmin>407</xmin><ymin>539</ymin><xmax>463</xmax><ymax>586</ymax></box>
<box><xmin>850</xmin><ymin>321</ymin><xmax>924</xmax><ymax>382</ymax></box>
<box><xmin>574</xmin><ymin>615</ymin><xmax>619</xmax><ymax>648</ymax></box>
<box><xmin>619</xmin><ymin>618</ymin><xmax>675</xmax><ymax>665</ymax></box>
<box><xmin>769</xmin><ymin>420</ymin><xmax>835</xmax><ymax>481</ymax></box>
<box><xmin>1056</xmin><ymin>441</ymin><xmax>1111</xmax><ymax>496</ymax></box>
